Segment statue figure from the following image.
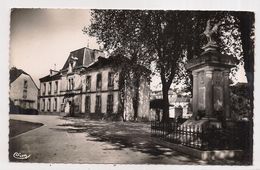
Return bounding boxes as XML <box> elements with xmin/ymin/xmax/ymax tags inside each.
<box><xmin>201</xmin><ymin>20</ymin><xmax>222</xmax><ymax>51</ymax></box>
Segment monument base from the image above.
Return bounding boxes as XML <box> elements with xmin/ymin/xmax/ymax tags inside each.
<box><xmin>181</xmin><ymin>117</ymin><xmax>222</xmax><ymax>129</ymax></box>
<box><xmin>152</xmin><ymin>137</ymin><xmax>243</xmax><ymax>161</ymax></box>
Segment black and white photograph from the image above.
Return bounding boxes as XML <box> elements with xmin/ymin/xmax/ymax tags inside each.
<box><xmin>0</xmin><ymin>1</ymin><xmax>259</xmax><ymax>169</ymax></box>
<box><xmin>7</xmin><ymin>8</ymin><xmax>255</xmax><ymax>165</ymax></box>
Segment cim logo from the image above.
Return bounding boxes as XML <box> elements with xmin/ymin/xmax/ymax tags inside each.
<box><xmin>13</xmin><ymin>152</ymin><xmax>31</xmax><ymax>160</ymax></box>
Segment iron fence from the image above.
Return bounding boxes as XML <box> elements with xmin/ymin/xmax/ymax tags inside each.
<box><xmin>151</xmin><ymin>121</ymin><xmax>249</xmax><ymax>151</ymax></box>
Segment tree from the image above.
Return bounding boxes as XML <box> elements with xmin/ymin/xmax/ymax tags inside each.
<box><xmin>85</xmin><ymin>10</ymin><xmax>151</xmax><ymax>121</ymax></box>
<box><xmin>86</xmin><ymin>10</ymin><xmax>195</xmax><ymax>122</ymax></box>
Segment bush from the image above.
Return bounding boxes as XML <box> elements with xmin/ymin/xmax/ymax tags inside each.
<box><xmin>9</xmin><ymin>101</ymin><xmax>38</xmax><ymax>115</ymax></box>
<box><xmin>230</xmin><ymin>84</ymin><xmax>251</xmax><ymax>120</ymax></box>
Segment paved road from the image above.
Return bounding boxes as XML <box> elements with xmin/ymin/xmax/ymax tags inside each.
<box><xmin>9</xmin><ymin>114</ymin><xmax>206</xmax><ymax>164</ymax></box>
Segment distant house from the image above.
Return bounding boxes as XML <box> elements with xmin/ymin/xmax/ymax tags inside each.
<box><xmin>169</xmin><ymin>96</ymin><xmax>191</xmax><ymax>119</ymax></box>
<box><xmin>150</xmin><ymin>89</ymin><xmax>192</xmax><ymax>121</ymax></box>
<box><xmin>9</xmin><ymin>67</ymin><xmax>39</xmax><ymax>113</ymax></box>
<box><xmin>39</xmin><ymin>47</ymin><xmax>150</xmax><ymax>121</ymax></box>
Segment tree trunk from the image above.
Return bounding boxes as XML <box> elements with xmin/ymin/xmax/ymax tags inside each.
<box><xmin>234</xmin><ymin>12</ymin><xmax>254</xmax><ymax>164</ymax></box>
<box><xmin>118</xmin><ymin>72</ymin><xmax>126</xmax><ymax>121</ymax></box>
<box><xmin>161</xmin><ymin>84</ymin><xmax>170</xmax><ymax>122</ymax></box>
<box><xmin>133</xmin><ymin>75</ymin><xmax>140</xmax><ymax>121</ymax></box>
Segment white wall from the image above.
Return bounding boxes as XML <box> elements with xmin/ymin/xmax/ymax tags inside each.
<box><xmin>10</xmin><ymin>73</ymin><xmax>38</xmax><ymax>109</ymax></box>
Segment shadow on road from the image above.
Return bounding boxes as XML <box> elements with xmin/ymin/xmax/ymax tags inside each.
<box><xmin>52</xmin><ymin>118</ymin><xmax>209</xmax><ymax>164</ymax></box>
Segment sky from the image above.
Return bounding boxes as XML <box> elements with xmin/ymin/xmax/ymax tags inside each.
<box><xmin>10</xmin><ymin>9</ymin><xmax>247</xmax><ymax>90</ymax></box>
<box><xmin>10</xmin><ymin>9</ymin><xmax>99</xmax><ymax>86</ymax></box>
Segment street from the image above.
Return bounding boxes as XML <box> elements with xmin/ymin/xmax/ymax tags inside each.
<box><xmin>9</xmin><ymin>114</ymin><xmax>208</xmax><ymax>164</ymax></box>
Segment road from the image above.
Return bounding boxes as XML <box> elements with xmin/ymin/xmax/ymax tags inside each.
<box><xmin>9</xmin><ymin>114</ymin><xmax>206</xmax><ymax>164</ymax></box>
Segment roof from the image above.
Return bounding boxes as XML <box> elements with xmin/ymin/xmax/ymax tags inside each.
<box><xmin>9</xmin><ymin>67</ymin><xmax>39</xmax><ymax>89</ymax></box>
<box><xmin>61</xmin><ymin>47</ymin><xmax>104</xmax><ymax>70</ymax></box>
<box><xmin>10</xmin><ymin>67</ymin><xmax>29</xmax><ymax>84</ymax></box>
<box><xmin>85</xmin><ymin>55</ymin><xmax>151</xmax><ymax>76</ymax></box>
<box><xmin>39</xmin><ymin>72</ymin><xmax>62</xmax><ymax>82</ymax></box>
<box><xmin>85</xmin><ymin>55</ymin><xmax>130</xmax><ymax>71</ymax></box>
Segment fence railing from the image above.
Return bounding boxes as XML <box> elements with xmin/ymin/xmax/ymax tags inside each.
<box><xmin>151</xmin><ymin>121</ymin><xmax>249</xmax><ymax>151</ymax></box>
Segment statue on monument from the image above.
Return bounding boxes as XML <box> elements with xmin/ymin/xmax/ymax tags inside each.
<box><xmin>201</xmin><ymin>20</ymin><xmax>222</xmax><ymax>51</ymax></box>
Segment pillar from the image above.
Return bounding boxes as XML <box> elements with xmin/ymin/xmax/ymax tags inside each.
<box><xmin>223</xmin><ymin>70</ymin><xmax>231</xmax><ymax>119</ymax></box>
<box><xmin>205</xmin><ymin>68</ymin><xmax>214</xmax><ymax>118</ymax></box>
<box><xmin>192</xmin><ymin>71</ymin><xmax>198</xmax><ymax>117</ymax></box>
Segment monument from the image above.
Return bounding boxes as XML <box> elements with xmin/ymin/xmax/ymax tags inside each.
<box><xmin>185</xmin><ymin>20</ymin><xmax>238</xmax><ymax>128</ymax></box>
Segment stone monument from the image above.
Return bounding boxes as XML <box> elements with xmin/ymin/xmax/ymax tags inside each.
<box><xmin>185</xmin><ymin>20</ymin><xmax>238</xmax><ymax>128</ymax></box>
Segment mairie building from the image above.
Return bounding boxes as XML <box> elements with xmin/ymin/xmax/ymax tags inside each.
<box><xmin>39</xmin><ymin>47</ymin><xmax>150</xmax><ymax>121</ymax></box>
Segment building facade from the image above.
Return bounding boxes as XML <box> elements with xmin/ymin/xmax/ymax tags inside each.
<box><xmin>39</xmin><ymin>47</ymin><xmax>150</xmax><ymax>120</ymax></box>
<box><xmin>9</xmin><ymin>67</ymin><xmax>39</xmax><ymax>112</ymax></box>
<box><xmin>150</xmin><ymin>89</ymin><xmax>192</xmax><ymax>121</ymax></box>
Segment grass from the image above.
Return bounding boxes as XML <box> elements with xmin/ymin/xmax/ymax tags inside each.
<box><xmin>9</xmin><ymin>119</ymin><xmax>43</xmax><ymax>138</ymax></box>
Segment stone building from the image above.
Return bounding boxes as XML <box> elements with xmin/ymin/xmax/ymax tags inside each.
<box><xmin>150</xmin><ymin>89</ymin><xmax>192</xmax><ymax>121</ymax></box>
<box><xmin>9</xmin><ymin>67</ymin><xmax>39</xmax><ymax>112</ymax></box>
<box><xmin>39</xmin><ymin>47</ymin><xmax>150</xmax><ymax>120</ymax></box>
<box><xmin>169</xmin><ymin>96</ymin><xmax>191</xmax><ymax>119</ymax></box>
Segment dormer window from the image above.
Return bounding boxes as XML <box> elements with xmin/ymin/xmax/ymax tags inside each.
<box><xmin>68</xmin><ymin>62</ymin><xmax>73</xmax><ymax>73</ymax></box>
<box><xmin>68</xmin><ymin>55</ymin><xmax>78</xmax><ymax>72</ymax></box>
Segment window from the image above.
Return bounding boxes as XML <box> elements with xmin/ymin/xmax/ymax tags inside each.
<box><xmin>68</xmin><ymin>79</ymin><xmax>70</xmax><ymax>90</ymax></box>
<box><xmin>22</xmin><ymin>80</ymin><xmax>28</xmax><ymax>99</ymax></box>
<box><xmin>54</xmin><ymin>98</ymin><xmax>57</xmax><ymax>111</ymax></box>
<box><xmin>95</xmin><ymin>95</ymin><xmax>101</xmax><ymax>113</ymax></box>
<box><xmin>48</xmin><ymin>82</ymin><xmax>52</xmax><ymax>94</ymax></box>
<box><xmin>96</xmin><ymin>73</ymin><xmax>102</xmax><ymax>90</ymax></box>
<box><xmin>24</xmin><ymin>80</ymin><xmax>28</xmax><ymax>89</ymax></box>
<box><xmin>85</xmin><ymin>96</ymin><xmax>91</xmax><ymax>113</ymax></box>
<box><xmin>107</xmin><ymin>94</ymin><xmax>114</xmax><ymax>114</ymax></box>
<box><xmin>42</xmin><ymin>99</ymin><xmax>45</xmax><ymax>111</ymax></box>
<box><xmin>43</xmin><ymin>83</ymin><xmax>46</xmax><ymax>95</ymax></box>
<box><xmin>71</xmin><ymin>79</ymin><xmax>74</xmax><ymax>89</ymax></box>
<box><xmin>86</xmin><ymin>76</ymin><xmax>91</xmax><ymax>91</ymax></box>
<box><xmin>108</xmin><ymin>72</ymin><xmax>114</xmax><ymax>88</ymax></box>
<box><xmin>23</xmin><ymin>89</ymin><xmax>27</xmax><ymax>99</ymax></box>
<box><xmin>68</xmin><ymin>78</ymin><xmax>74</xmax><ymax>90</ymax></box>
<box><xmin>55</xmin><ymin>81</ymin><xmax>58</xmax><ymax>93</ymax></box>
<box><xmin>48</xmin><ymin>98</ymin><xmax>51</xmax><ymax>111</ymax></box>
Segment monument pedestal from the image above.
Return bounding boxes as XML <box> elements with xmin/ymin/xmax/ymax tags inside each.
<box><xmin>186</xmin><ymin>49</ymin><xmax>238</xmax><ymax>125</ymax></box>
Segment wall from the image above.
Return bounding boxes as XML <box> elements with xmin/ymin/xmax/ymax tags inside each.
<box><xmin>169</xmin><ymin>102</ymin><xmax>192</xmax><ymax>119</ymax></box>
<box><xmin>39</xmin><ymin>77</ymin><xmax>61</xmax><ymax>113</ymax></box>
<box><xmin>10</xmin><ymin>73</ymin><xmax>38</xmax><ymax>109</ymax></box>
<box><xmin>81</xmin><ymin>67</ymin><xmax>120</xmax><ymax>115</ymax></box>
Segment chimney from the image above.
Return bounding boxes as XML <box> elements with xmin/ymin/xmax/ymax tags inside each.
<box><xmin>50</xmin><ymin>69</ymin><xmax>54</xmax><ymax>76</ymax></box>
